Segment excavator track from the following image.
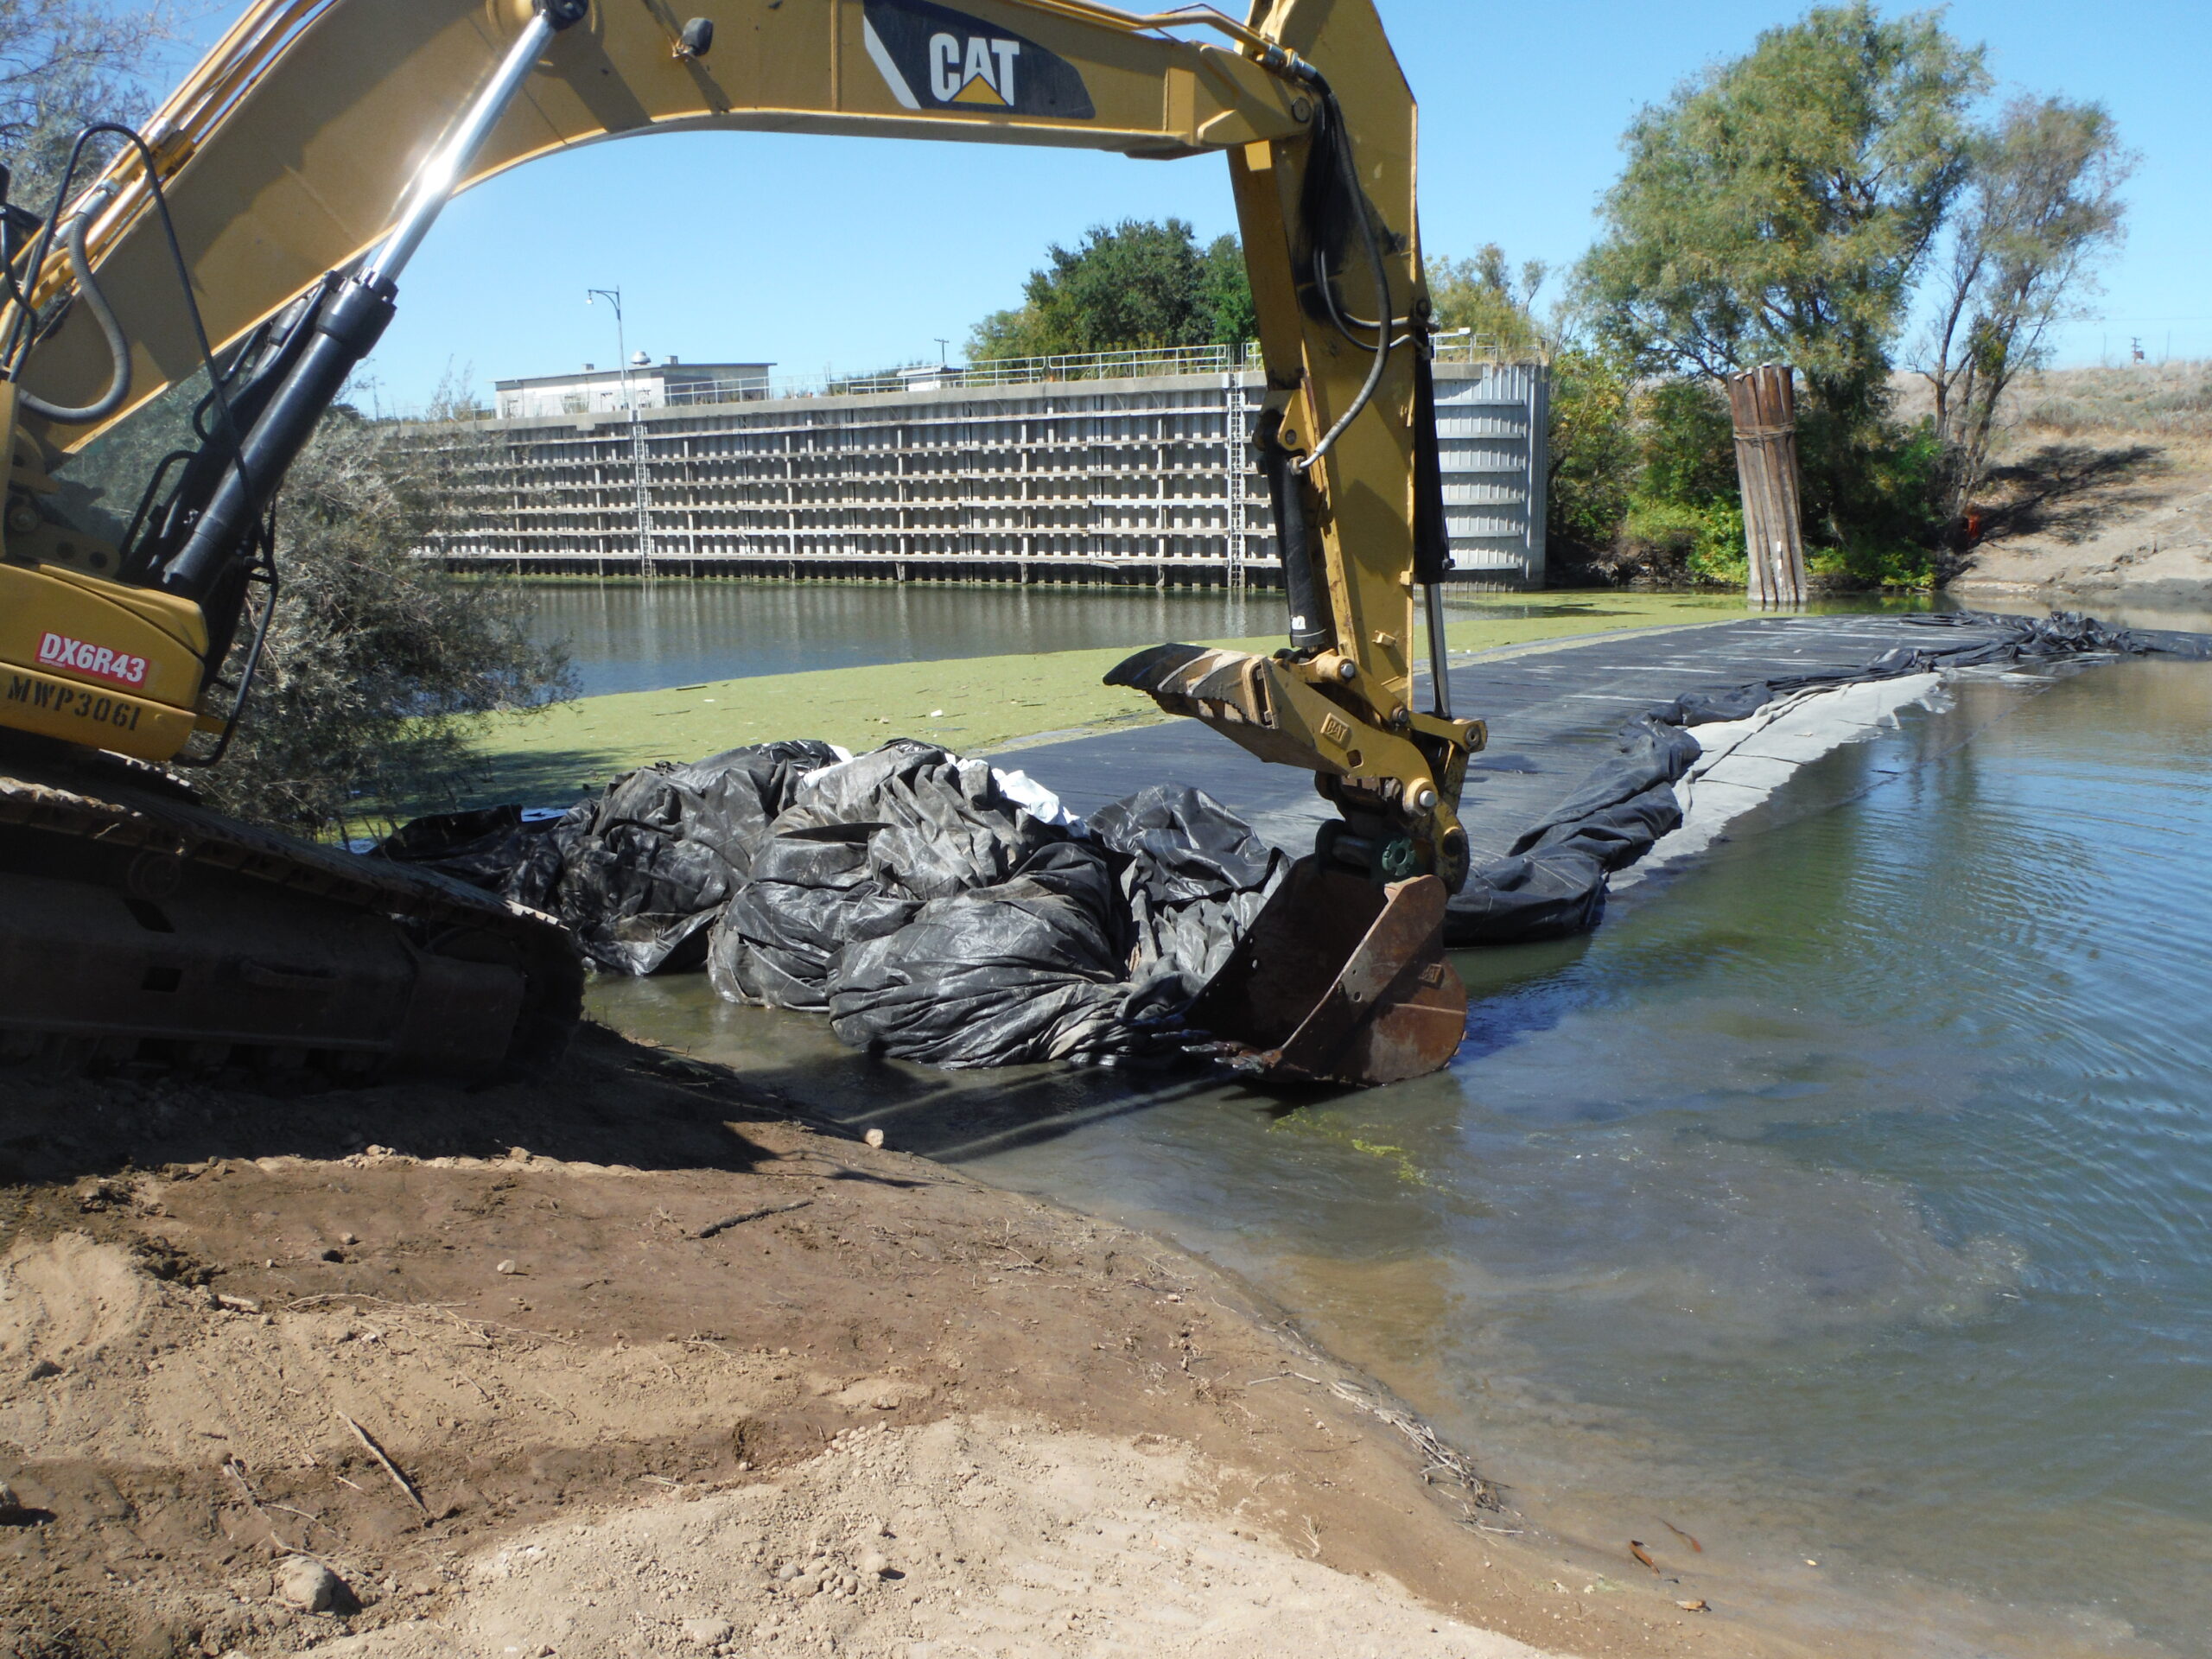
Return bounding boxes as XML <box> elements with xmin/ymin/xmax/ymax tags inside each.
<box><xmin>0</xmin><ymin>739</ymin><xmax>582</xmax><ymax>1082</ymax></box>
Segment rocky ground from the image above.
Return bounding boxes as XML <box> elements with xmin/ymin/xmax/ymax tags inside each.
<box><xmin>0</xmin><ymin>1025</ymin><xmax>1765</xmax><ymax>1659</ymax></box>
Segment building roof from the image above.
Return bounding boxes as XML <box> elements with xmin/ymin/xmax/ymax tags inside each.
<box><xmin>493</xmin><ymin>359</ymin><xmax>773</xmax><ymax>391</ymax></box>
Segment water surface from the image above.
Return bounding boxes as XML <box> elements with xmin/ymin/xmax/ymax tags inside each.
<box><xmin>519</xmin><ymin>580</ymin><xmax>1948</xmax><ymax>696</ymax></box>
<box><xmin>589</xmin><ymin>655</ymin><xmax>2212</xmax><ymax>1656</ymax></box>
<box><xmin>519</xmin><ymin>582</ymin><xmax>1274</xmax><ymax>696</ymax></box>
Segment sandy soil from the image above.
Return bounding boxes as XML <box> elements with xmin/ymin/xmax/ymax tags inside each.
<box><xmin>0</xmin><ymin>1026</ymin><xmax>1766</xmax><ymax>1659</ymax></box>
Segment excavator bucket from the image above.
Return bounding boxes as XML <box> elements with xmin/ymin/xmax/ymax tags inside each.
<box><xmin>1187</xmin><ymin>857</ymin><xmax>1467</xmax><ymax>1087</ymax></box>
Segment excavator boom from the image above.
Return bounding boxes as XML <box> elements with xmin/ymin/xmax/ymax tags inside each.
<box><xmin>0</xmin><ymin>0</ymin><xmax>1478</xmax><ymax>1087</ymax></box>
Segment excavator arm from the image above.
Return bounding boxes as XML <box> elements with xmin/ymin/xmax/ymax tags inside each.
<box><xmin>0</xmin><ymin>0</ymin><xmax>1478</xmax><ymax>1085</ymax></box>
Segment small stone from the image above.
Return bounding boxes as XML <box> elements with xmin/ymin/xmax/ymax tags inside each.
<box><xmin>860</xmin><ymin>1550</ymin><xmax>890</xmax><ymax>1578</ymax></box>
<box><xmin>496</xmin><ymin>1260</ymin><xmax>518</xmax><ymax>1275</ymax></box>
<box><xmin>773</xmin><ymin>1563</ymin><xmax>798</xmax><ymax>1581</ymax></box>
<box><xmin>276</xmin><ymin>1558</ymin><xmax>345</xmax><ymax>1613</ymax></box>
<box><xmin>0</xmin><ymin>1480</ymin><xmax>20</xmax><ymax>1512</ymax></box>
<box><xmin>25</xmin><ymin>1359</ymin><xmax>61</xmax><ymax>1382</ymax></box>
<box><xmin>340</xmin><ymin>1232</ymin><xmax>359</xmax><ymax>1246</ymax></box>
<box><xmin>680</xmin><ymin>1617</ymin><xmax>733</xmax><ymax>1647</ymax></box>
<box><xmin>864</xmin><ymin>1128</ymin><xmax>885</xmax><ymax>1148</ymax></box>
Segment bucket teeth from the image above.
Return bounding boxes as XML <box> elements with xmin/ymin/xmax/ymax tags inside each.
<box><xmin>1105</xmin><ymin>644</ymin><xmax>1272</xmax><ymax>728</ymax></box>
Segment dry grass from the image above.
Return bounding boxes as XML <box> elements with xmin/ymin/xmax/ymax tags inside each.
<box><xmin>2005</xmin><ymin>360</ymin><xmax>2212</xmax><ymax>443</ymax></box>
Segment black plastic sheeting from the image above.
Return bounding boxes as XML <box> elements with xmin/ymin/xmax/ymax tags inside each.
<box><xmin>1440</xmin><ymin>609</ymin><xmax>2207</xmax><ymax>945</ymax></box>
<box><xmin>378</xmin><ymin>740</ymin><xmax>1281</xmax><ymax>1068</ymax></box>
<box><xmin>376</xmin><ymin>609</ymin><xmax>2204</xmax><ymax>1068</ymax></box>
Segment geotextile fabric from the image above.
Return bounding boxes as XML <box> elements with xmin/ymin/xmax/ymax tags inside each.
<box><xmin>1440</xmin><ymin>608</ymin><xmax>2196</xmax><ymax>946</ymax></box>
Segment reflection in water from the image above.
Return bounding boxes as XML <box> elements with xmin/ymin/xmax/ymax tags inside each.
<box><xmin>519</xmin><ymin>581</ymin><xmax>1279</xmax><ymax>696</ymax></box>
<box><xmin>590</xmin><ymin>657</ymin><xmax>2212</xmax><ymax>1656</ymax></box>
<box><xmin>520</xmin><ymin>580</ymin><xmax>1968</xmax><ymax>700</ymax></box>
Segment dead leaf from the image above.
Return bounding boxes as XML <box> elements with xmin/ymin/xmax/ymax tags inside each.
<box><xmin>1629</xmin><ymin>1540</ymin><xmax>1660</xmax><ymax>1574</ymax></box>
<box><xmin>1676</xmin><ymin>1598</ymin><xmax>1710</xmax><ymax>1613</ymax></box>
<box><xmin>1662</xmin><ymin>1518</ymin><xmax>1703</xmax><ymax>1553</ymax></box>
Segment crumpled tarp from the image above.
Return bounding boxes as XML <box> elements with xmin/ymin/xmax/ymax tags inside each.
<box><xmin>377</xmin><ymin>608</ymin><xmax>2202</xmax><ymax>1068</ymax></box>
<box><xmin>380</xmin><ymin>740</ymin><xmax>1280</xmax><ymax>1068</ymax></box>
<box><xmin>1441</xmin><ymin>608</ymin><xmax>2196</xmax><ymax>945</ymax></box>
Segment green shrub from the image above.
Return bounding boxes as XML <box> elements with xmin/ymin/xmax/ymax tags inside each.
<box><xmin>1546</xmin><ymin>348</ymin><xmax>1639</xmax><ymax>556</ymax></box>
<box><xmin>1639</xmin><ymin>378</ymin><xmax>1738</xmax><ymax>507</ymax></box>
<box><xmin>1618</xmin><ymin>498</ymin><xmax>1747</xmax><ymax>586</ymax></box>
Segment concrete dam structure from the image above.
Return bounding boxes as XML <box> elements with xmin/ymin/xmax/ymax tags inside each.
<box><xmin>417</xmin><ymin>345</ymin><xmax>1548</xmax><ymax>590</ymax></box>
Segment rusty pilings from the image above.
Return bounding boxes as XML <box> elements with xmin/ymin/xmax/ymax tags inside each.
<box><xmin>1725</xmin><ymin>365</ymin><xmax>1807</xmax><ymax>608</ymax></box>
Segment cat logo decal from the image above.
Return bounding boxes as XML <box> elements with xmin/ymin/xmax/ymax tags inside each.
<box><xmin>861</xmin><ymin>0</ymin><xmax>1095</xmax><ymax>120</ymax></box>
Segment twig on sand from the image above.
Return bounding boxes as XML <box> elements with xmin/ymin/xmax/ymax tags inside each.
<box><xmin>1278</xmin><ymin>1370</ymin><xmax>1502</xmax><ymax>1514</ymax></box>
<box><xmin>219</xmin><ymin>1458</ymin><xmax>299</xmax><ymax>1553</ymax></box>
<box><xmin>335</xmin><ymin>1413</ymin><xmax>429</xmax><ymax>1516</ymax></box>
<box><xmin>698</xmin><ymin>1199</ymin><xmax>811</xmax><ymax>1238</ymax></box>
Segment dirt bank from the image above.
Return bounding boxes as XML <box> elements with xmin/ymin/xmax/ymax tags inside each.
<box><xmin>1953</xmin><ymin>436</ymin><xmax>2212</xmax><ymax>607</ymax></box>
<box><xmin>1950</xmin><ymin>364</ymin><xmax>2212</xmax><ymax>611</ymax></box>
<box><xmin>0</xmin><ymin>1027</ymin><xmax>1765</xmax><ymax>1659</ymax></box>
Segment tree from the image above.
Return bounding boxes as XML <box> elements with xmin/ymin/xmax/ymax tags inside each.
<box><xmin>1542</xmin><ymin>346</ymin><xmax>1638</xmax><ymax>565</ymax></box>
<box><xmin>969</xmin><ymin>219</ymin><xmax>1253</xmax><ymax>359</ymax></box>
<box><xmin>0</xmin><ymin>0</ymin><xmax>185</xmax><ymax>212</ymax></box>
<box><xmin>1581</xmin><ymin>3</ymin><xmax>1985</xmax><ymax>409</ymax></box>
<box><xmin>1580</xmin><ymin>2</ymin><xmax>1985</xmax><ymax>556</ymax></box>
<box><xmin>188</xmin><ymin>412</ymin><xmax>572</xmax><ymax>836</ymax></box>
<box><xmin>1429</xmin><ymin>245</ymin><xmax>1548</xmax><ymax>357</ymax></box>
<box><xmin>1916</xmin><ymin>95</ymin><xmax>2133</xmax><ymax>530</ymax></box>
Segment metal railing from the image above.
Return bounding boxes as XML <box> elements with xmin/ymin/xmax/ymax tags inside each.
<box><xmin>653</xmin><ymin>332</ymin><xmax>1524</xmax><ymax>410</ymax></box>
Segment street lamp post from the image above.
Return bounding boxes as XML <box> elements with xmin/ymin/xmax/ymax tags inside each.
<box><xmin>587</xmin><ymin>286</ymin><xmax>654</xmax><ymax>579</ymax></box>
<box><xmin>586</xmin><ymin>287</ymin><xmax>631</xmax><ymax>412</ymax></box>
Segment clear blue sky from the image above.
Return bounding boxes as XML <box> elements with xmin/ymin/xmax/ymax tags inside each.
<box><xmin>180</xmin><ymin>1</ymin><xmax>2211</xmax><ymax>411</ymax></box>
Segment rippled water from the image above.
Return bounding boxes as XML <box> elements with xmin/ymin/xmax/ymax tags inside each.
<box><xmin>589</xmin><ymin>655</ymin><xmax>2212</xmax><ymax>1656</ymax></box>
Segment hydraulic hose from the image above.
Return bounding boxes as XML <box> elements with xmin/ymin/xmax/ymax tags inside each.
<box><xmin>18</xmin><ymin>200</ymin><xmax>130</xmax><ymax>426</ymax></box>
<box><xmin>1293</xmin><ymin>86</ymin><xmax>1395</xmax><ymax>478</ymax></box>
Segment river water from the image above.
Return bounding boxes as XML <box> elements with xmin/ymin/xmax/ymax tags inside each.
<box><xmin>521</xmin><ymin>582</ymin><xmax>1275</xmax><ymax>696</ymax></box>
<box><xmin>518</xmin><ymin>578</ymin><xmax>1945</xmax><ymax>697</ymax></box>
<box><xmin>587</xmin><ymin>650</ymin><xmax>2212</xmax><ymax>1656</ymax></box>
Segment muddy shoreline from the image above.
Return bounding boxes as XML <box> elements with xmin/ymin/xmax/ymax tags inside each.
<box><xmin>0</xmin><ymin>1025</ymin><xmax>1754</xmax><ymax>1659</ymax></box>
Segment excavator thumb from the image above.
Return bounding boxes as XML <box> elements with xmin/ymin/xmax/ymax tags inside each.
<box><xmin>1186</xmin><ymin>857</ymin><xmax>1467</xmax><ymax>1088</ymax></box>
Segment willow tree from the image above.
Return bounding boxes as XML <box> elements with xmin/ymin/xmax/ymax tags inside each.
<box><xmin>0</xmin><ymin>0</ymin><xmax>185</xmax><ymax>208</ymax></box>
<box><xmin>1917</xmin><ymin>96</ymin><xmax>2133</xmax><ymax>531</ymax></box>
<box><xmin>1429</xmin><ymin>245</ymin><xmax>1548</xmax><ymax>358</ymax></box>
<box><xmin>1580</xmin><ymin>3</ymin><xmax>1986</xmax><ymax>543</ymax></box>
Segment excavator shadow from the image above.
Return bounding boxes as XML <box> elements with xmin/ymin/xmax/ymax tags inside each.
<box><xmin>607</xmin><ymin>1010</ymin><xmax>1357</xmax><ymax>1168</ymax></box>
<box><xmin>0</xmin><ymin>1021</ymin><xmax>938</xmax><ymax>1188</ymax></box>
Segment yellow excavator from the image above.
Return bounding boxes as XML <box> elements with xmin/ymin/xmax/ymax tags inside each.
<box><xmin>0</xmin><ymin>0</ymin><xmax>1483</xmax><ymax>1087</ymax></box>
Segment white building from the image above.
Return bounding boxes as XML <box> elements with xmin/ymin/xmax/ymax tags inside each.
<box><xmin>494</xmin><ymin>356</ymin><xmax>774</xmax><ymax>420</ymax></box>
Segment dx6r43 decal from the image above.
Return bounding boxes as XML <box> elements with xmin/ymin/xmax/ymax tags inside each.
<box><xmin>38</xmin><ymin>631</ymin><xmax>148</xmax><ymax>688</ymax></box>
<box><xmin>862</xmin><ymin>0</ymin><xmax>1095</xmax><ymax>119</ymax></box>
